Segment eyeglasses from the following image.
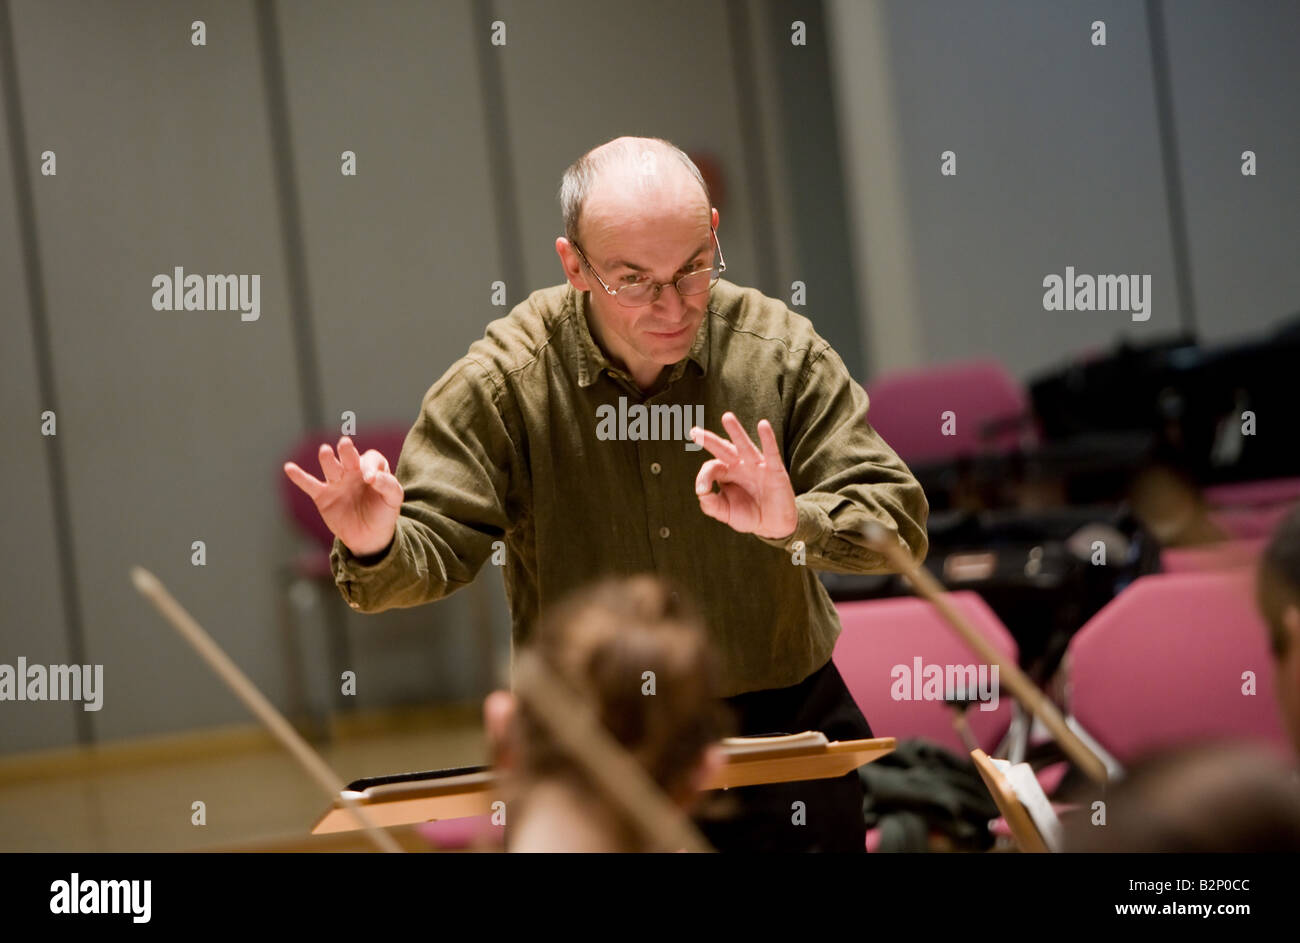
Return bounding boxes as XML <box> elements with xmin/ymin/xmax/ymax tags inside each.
<box><xmin>571</xmin><ymin>228</ymin><xmax>726</xmax><ymax>308</ymax></box>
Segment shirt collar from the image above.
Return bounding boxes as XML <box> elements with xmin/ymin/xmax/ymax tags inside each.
<box><xmin>571</xmin><ymin>284</ymin><xmax>712</xmax><ymax>389</ymax></box>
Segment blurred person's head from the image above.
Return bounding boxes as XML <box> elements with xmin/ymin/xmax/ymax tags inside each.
<box><xmin>1063</xmin><ymin>742</ymin><xmax>1300</xmax><ymax>852</ymax></box>
<box><xmin>1256</xmin><ymin>503</ymin><xmax>1300</xmax><ymax>757</ymax></box>
<box><xmin>555</xmin><ymin>136</ymin><xmax>719</xmax><ymax>389</ymax></box>
<box><xmin>484</xmin><ymin>575</ymin><xmax>731</xmax><ymax>852</ymax></box>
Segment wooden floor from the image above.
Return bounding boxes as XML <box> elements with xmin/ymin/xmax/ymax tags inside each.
<box><xmin>0</xmin><ymin>703</ymin><xmax>486</xmax><ymax>852</ymax></box>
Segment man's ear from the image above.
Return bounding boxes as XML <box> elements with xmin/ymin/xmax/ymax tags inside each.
<box><xmin>555</xmin><ymin>237</ymin><xmax>590</xmax><ymax>292</ymax></box>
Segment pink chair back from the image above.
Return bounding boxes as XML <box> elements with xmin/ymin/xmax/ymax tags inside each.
<box><xmin>865</xmin><ymin>359</ymin><xmax>1035</xmax><ymax>464</ymax></box>
<box><xmin>1203</xmin><ymin>478</ymin><xmax>1300</xmax><ymax>509</ymax></box>
<box><xmin>1208</xmin><ymin>504</ymin><xmax>1297</xmax><ymax>541</ymax></box>
<box><xmin>1067</xmin><ymin>571</ymin><xmax>1289</xmax><ymax>763</ymax></box>
<box><xmin>416</xmin><ymin>814</ymin><xmax>500</xmax><ymax>851</ymax></box>
<box><xmin>1161</xmin><ymin>538</ymin><xmax>1267</xmax><ymax>574</ymax></box>
<box><xmin>833</xmin><ymin>592</ymin><xmax>1018</xmax><ymax>754</ymax></box>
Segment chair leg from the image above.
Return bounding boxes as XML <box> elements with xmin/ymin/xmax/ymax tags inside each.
<box><xmin>320</xmin><ymin>579</ymin><xmax>355</xmax><ymax>715</ymax></box>
<box><xmin>278</xmin><ymin>568</ymin><xmax>328</xmax><ymax>743</ymax></box>
<box><xmin>995</xmin><ymin>701</ymin><xmax>1030</xmax><ymax>763</ymax></box>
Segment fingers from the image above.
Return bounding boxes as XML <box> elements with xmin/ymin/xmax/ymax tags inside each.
<box><xmin>720</xmin><ymin>412</ymin><xmax>763</xmax><ymax>462</ymax></box>
<box><xmin>696</xmin><ymin>488</ymin><xmax>728</xmax><ymax>523</ymax></box>
<box><xmin>317</xmin><ymin>443</ymin><xmax>344</xmax><ymax>483</ymax></box>
<box><xmin>283</xmin><ymin>461</ymin><xmax>325</xmax><ymax>500</ymax></box>
<box><xmin>337</xmin><ymin>436</ymin><xmax>363</xmax><ymax>472</ymax></box>
<box><xmin>689</xmin><ymin>426</ymin><xmax>738</xmax><ymax>464</ymax></box>
<box><xmin>359</xmin><ymin>449</ymin><xmax>390</xmax><ymax>483</ymax></box>
<box><xmin>756</xmin><ymin>419</ymin><xmax>782</xmax><ymax>466</ymax></box>
<box><xmin>695</xmin><ymin>458</ymin><xmax>729</xmax><ymax>496</ymax></box>
<box><xmin>368</xmin><ymin>469</ymin><xmax>404</xmax><ymax>508</ymax></box>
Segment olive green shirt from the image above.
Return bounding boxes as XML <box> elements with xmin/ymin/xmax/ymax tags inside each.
<box><xmin>330</xmin><ymin>278</ymin><xmax>928</xmax><ymax>697</ymax></box>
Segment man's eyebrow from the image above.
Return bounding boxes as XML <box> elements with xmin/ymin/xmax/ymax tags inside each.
<box><xmin>607</xmin><ymin>240</ymin><xmax>711</xmax><ymax>273</ymax></box>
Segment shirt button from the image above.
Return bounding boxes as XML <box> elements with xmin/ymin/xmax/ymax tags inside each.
<box><xmin>650</xmin><ymin>462</ymin><xmax>662</xmax><ymax>475</ymax></box>
<box><xmin>659</xmin><ymin>526</ymin><xmax>670</xmax><ymax>539</ymax></box>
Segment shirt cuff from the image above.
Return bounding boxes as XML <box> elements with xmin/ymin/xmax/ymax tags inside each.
<box><xmin>754</xmin><ymin>499</ymin><xmax>829</xmax><ymax>554</ymax></box>
<box><xmin>330</xmin><ymin>524</ymin><xmax>404</xmax><ymax>610</ymax></box>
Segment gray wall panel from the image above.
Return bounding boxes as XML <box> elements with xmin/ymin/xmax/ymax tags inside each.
<box><xmin>278</xmin><ymin>0</ymin><xmax>506</xmax><ymax>706</ymax></box>
<box><xmin>881</xmin><ymin>0</ymin><xmax>1176</xmax><ymax>378</ymax></box>
<box><xmin>11</xmin><ymin>0</ymin><xmax>300</xmax><ymax>741</ymax></box>
<box><xmin>0</xmin><ymin>29</ymin><xmax>78</xmax><ymax>753</ymax></box>
<box><xmin>1163</xmin><ymin>0</ymin><xmax>1300</xmax><ymax>342</ymax></box>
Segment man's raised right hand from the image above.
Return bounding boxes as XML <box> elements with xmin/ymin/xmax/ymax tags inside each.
<box><xmin>283</xmin><ymin>436</ymin><xmax>404</xmax><ymax>558</ymax></box>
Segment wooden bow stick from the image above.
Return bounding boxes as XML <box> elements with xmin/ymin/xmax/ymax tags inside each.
<box><xmin>512</xmin><ymin>652</ymin><xmax>714</xmax><ymax>853</ymax></box>
<box><xmin>860</xmin><ymin>523</ymin><xmax>1109</xmax><ymax>785</ymax></box>
<box><xmin>131</xmin><ymin>566</ymin><xmax>404</xmax><ymax>853</ymax></box>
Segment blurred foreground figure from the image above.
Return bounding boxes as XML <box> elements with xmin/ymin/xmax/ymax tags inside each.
<box><xmin>1063</xmin><ymin>743</ymin><xmax>1300</xmax><ymax>853</ymax></box>
<box><xmin>484</xmin><ymin>576</ymin><xmax>732</xmax><ymax>852</ymax></box>
<box><xmin>1257</xmin><ymin>503</ymin><xmax>1300</xmax><ymax>758</ymax></box>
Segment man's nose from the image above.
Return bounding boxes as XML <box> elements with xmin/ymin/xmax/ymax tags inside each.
<box><xmin>652</xmin><ymin>281</ymin><xmax>686</xmax><ymax>318</ymax></box>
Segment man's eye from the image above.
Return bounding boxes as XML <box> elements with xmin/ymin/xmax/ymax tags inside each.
<box><xmin>622</xmin><ymin>274</ymin><xmax>646</xmax><ymax>285</ymax></box>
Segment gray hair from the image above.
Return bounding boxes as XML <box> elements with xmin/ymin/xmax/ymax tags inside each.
<box><xmin>558</xmin><ymin>137</ymin><xmax>711</xmax><ymax>244</ymax></box>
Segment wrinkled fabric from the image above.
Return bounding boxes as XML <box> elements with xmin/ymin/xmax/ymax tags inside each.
<box><xmin>330</xmin><ymin>279</ymin><xmax>928</xmax><ymax>696</ymax></box>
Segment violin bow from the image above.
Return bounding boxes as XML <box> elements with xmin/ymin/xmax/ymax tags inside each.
<box><xmin>859</xmin><ymin>522</ymin><xmax>1109</xmax><ymax>785</ymax></box>
<box><xmin>131</xmin><ymin>566</ymin><xmax>405</xmax><ymax>852</ymax></box>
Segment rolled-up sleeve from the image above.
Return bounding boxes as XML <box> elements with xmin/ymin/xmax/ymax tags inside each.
<box><xmin>331</xmin><ymin>358</ymin><xmax>516</xmax><ymax>612</ymax></box>
<box><xmin>756</xmin><ymin>343</ymin><xmax>929</xmax><ymax>573</ymax></box>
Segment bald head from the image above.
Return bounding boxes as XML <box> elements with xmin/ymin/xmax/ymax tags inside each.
<box><xmin>559</xmin><ymin>136</ymin><xmax>711</xmax><ymax>245</ymax></box>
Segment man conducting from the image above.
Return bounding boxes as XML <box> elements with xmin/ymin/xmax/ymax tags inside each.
<box><xmin>284</xmin><ymin>135</ymin><xmax>929</xmax><ymax>852</ymax></box>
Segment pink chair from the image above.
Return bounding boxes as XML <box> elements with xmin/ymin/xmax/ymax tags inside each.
<box><xmin>277</xmin><ymin>424</ymin><xmax>412</xmax><ymax>733</ymax></box>
<box><xmin>1203</xmin><ymin>477</ymin><xmax>1300</xmax><ymax>540</ymax></box>
<box><xmin>1066</xmin><ymin>571</ymin><xmax>1290</xmax><ymax>764</ymax></box>
<box><xmin>416</xmin><ymin>814</ymin><xmax>501</xmax><ymax>852</ymax></box>
<box><xmin>1203</xmin><ymin>477</ymin><xmax>1300</xmax><ymax>509</ymax></box>
<box><xmin>865</xmin><ymin>359</ymin><xmax>1037</xmax><ymax>465</ymax></box>
<box><xmin>1208</xmin><ymin>505</ymin><xmax>1297</xmax><ymax>541</ymax></box>
<box><xmin>834</xmin><ymin>592</ymin><xmax>1018</xmax><ymax>755</ymax></box>
<box><xmin>1161</xmin><ymin>538</ymin><xmax>1267</xmax><ymax>573</ymax></box>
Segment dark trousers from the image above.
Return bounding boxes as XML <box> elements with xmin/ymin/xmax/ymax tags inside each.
<box><xmin>693</xmin><ymin>659</ymin><xmax>873</xmax><ymax>853</ymax></box>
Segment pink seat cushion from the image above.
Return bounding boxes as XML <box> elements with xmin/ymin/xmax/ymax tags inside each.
<box><xmin>1161</xmin><ymin>538</ymin><xmax>1266</xmax><ymax>573</ymax></box>
<box><xmin>415</xmin><ymin>814</ymin><xmax>499</xmax><ymax>850</ymax></box>
<box><xmin>1203</xmin><ymin>478</ymin><xmax>1300</xmax><ymax>509</ymax></box>
<box><xmin>834</xmin><ymin>592</ymin><xmax>1018</xmax><ymax>754</ymax></box>
<box><xmin>865</xmin><ymin>359</ymin><xmax>1035</xmax><ymax>464</ymax></box>
<box><xmin>1068</xmin><ymin>571</ymin><xmax>1289</xmax><ymax>763</ymax></box>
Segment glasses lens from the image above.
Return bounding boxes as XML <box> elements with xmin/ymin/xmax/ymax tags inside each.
<box><xmin>677</xmin><ymin>268</ymin><xmax>717</xmax><ymax>296</ymax></box>
<box><xmin>615</xmin><ymin>282</ymin><xmax>657</xmax><ymax>307</ymax></box>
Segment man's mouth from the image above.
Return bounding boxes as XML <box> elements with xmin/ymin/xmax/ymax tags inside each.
<box><xmin>646</xmin><ymin>324</ymin><xmax>692</xmax><ymax>339</ymax></box>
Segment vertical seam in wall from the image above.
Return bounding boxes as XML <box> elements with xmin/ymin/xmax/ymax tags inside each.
<box><xmin>726</xmin><ymin>0</ymin><xmax>780</xmax><ymax>299</ymax></box>
<box><xmin>0</xmin><ymin>0</ymin><xmax>94</xmax><ymax>744</ymax></box>
<box><xmin>255</xmin><ymin>0</ymin><xmax>324</xmax><ymax>429</ymax></box>
<box><xmin>471</xmin><ymin>0</ymin><xmax>524</xmax><ymax>293</ymax></box>
<box><xmin>469</xmin><ymin>0</ymin><xmax>521</xmax><ymax>693</ymax></box>
<box><xmin>750</xmin><ymin>0</ymin><xmax>796</xmax><ymax>301</ymax></box>
<box><xmin>1146</xmin><ymin>0</ymin><xmax>1198</xmax><ymax>338</ymax></box>
<box><xmin>825</xmin><ymin>0</ymin><xmax>924</xmax><ymax>377</ymax></box>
